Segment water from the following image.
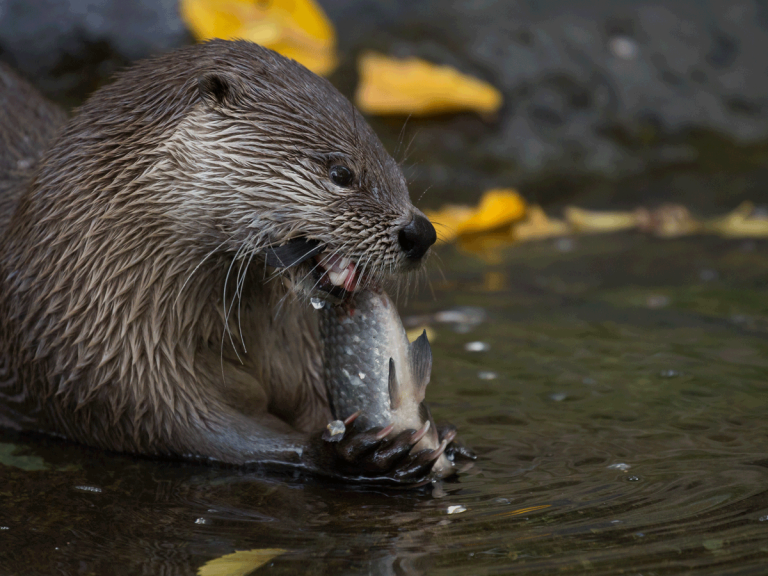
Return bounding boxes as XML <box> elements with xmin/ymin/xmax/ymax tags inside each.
<box><xmin>1</xmin><ymin>232</ymin><xmax>767</xmax><ymax>575</ymax></box>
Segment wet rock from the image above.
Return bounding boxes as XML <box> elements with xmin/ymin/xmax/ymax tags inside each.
<box><xmin>322</xmin><ymin>0</ymin><xmax>768</xmax><ymax>208</ymax></box>
<box><xmin>0</xmin><ymin>0</ymin><xmax>190</xmax><ymax>105</ymax></box>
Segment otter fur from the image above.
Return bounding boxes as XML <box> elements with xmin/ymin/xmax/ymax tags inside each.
<box><xmin>0</xmin><ymin>62</ymin><xmax>67</xmax><ymax>232</ymax></box>
<box><xmin>0</xmin><ymin>41</ymin><xmax>461</xmax><ymax>484</ymax></box>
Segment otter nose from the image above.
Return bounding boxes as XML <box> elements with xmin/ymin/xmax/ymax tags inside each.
<box><xmin>398</xmin><ymin>214</ymin><xmax>437</xmax><ymax>261</ymax></box>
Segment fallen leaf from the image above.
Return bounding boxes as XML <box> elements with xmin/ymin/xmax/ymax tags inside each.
<box><xmin>426</xmin><ymin>204</ymin><xmax>476</xmax><ymax>243</ymax></box>
<box><xmin>180</xmin><ymin>0</ymin><xmax>337</xmax><ymax>75</ymax></box>
<box><xmin>564</xmin><ymin>206</ymin><xmax>638</xmax><ymax>233</ymax></box>
<box><xmin>513</xmin><ymin>205</ymin><xmax>570</xmax><ymax>241</ymax></box>
<box><xmin>456</xmin><ymin>189</ymin><xmax>526</xmax><ymax>235</ymax></box>
<box><xmin>355</xmin><ymin>52</ymin><xmax>503</xmax><ymax>116</ymax></box>
<box><xmin>707</xmin><ymin>201</ymin><xmax>768</xmax><ymax>238</ymax></box>
<box><xmin>426</xmin><ymin>189</ymin><xmax>526</xmax><ymax>244</ymax></box>
<box><xmin>197</xmin><ymin>549</ymin><xmax>286</xmax><ymax>576</ymax></box>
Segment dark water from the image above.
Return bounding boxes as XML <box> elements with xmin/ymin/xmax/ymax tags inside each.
<box><xmin>1</xmin><ymin>233</ymin><xmax>767</xmax><ymax>575</ymax></box>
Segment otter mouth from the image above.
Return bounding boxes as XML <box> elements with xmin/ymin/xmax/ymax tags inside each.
<box><xmin>312</xmin><ymin>252</ymin><xmax>365</xmax><ymax>295</ymax></box>
<box><xmin>263</xmin><ymin>237</ymin><xmax>368</xmax><ymax>298</ymax></box>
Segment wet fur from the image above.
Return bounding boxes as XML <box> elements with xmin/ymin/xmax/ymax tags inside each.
<box><xmin>0</xmin><ymin>41</ymin><xmax>425</xmax><ymax>470</ymax></box>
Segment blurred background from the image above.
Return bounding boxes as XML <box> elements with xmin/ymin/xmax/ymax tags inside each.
<box><xmin>3</xmin><ymin>4</ymin><xmax>768</xmax><ymax>575</ymax></box>
<box><xmin>2</xmin><ymin>0</ymin><xmax>768</xmax><ymax>223</ymax></box>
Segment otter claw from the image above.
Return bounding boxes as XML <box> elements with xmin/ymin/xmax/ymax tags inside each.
<box><xmin>410</xmin><ymin>420</ymin><xmax>431</xmax><ymax>444</ymax></box>
<box><xmin>375</xmin><ymin>423</ymin><xmax>395</xmax><ymax>440</ymax></box>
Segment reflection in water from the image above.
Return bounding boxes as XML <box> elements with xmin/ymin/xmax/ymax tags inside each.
<box><xmin>1</xmin><ymin>234</ymin><xmax>768</xmax><ymax>575</ymax></box>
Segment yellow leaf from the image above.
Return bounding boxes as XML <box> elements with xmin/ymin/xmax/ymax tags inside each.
<box><xmin>425</xmin><ymin>189</ymin><xmax>526</xmax><ymax>245</ymax></box>
<box><xmin>197</xmin><ymin>549</ymin><xmax>286</xmax><ymax>576</ymax></box>
<box><xmin>179</xmin><ymin>0</ymin><xmax>337</xmax><ymax>76</ymax></box>
<box><xmin>355</xmin><ymin>52</ymin><xmax>503</xmax><ymax>116</ymax></box>
<box><xmin>707</xmin><ymin>201</ymin><xmax>768</xmax><ymax>238</ymax></box>
<box><xmin>513</xmin><ymin>205</ymin><xmax>571</xmax><ymax>241</ymax></box>
<box><xmin>425</xmin><ymin>204</ymin><xmax>476</xmax><ymax>243</ymax></box>
<box><xmin>564</xmin><ymin>206</ymin><xmax>638</xmax><ymax>233</ymax></box>
<box><xmin>455</xmin><ymin>189</ymin><xmax>526</xmax><ymax>236</ymax></box>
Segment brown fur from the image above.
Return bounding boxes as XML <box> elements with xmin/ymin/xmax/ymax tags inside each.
<box><xmin>0</xmin><ymin>62</ymin><xmax>67</xmax><ymax>232</ymax></box>
<box><xmin>0</xmin><ymin>41</ymin><xmax>427</xmax><ymax>471</ymax></box>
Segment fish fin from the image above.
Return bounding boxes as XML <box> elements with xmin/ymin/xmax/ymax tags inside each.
<box><xmin>388</xmin><ymin>357</ymin><xmax>400</xmax><ymax>410</ymax></box>
<box><xmin>409</xmin><ymin>330</ymin><xmax>432</xmax><ymax>401</ymax></box>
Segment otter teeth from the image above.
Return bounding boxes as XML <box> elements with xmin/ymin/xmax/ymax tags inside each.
<box><xmin>328</xmin><ymin>267</ymin><xmax>351</xmax><ymax>287</ymax></box>
<box><xmin>318</xmin><ymin>253</ymin><xmax>360</xmax><ymax>291</ymax></box>
<box><xmin>326</xmin><ymin>256</ymin><xmax>351</xmax><ymax>273</ymax></box>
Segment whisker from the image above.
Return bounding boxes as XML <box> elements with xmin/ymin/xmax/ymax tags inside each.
<box><xmin>221</xmin><ymin>243</ymin><xmax>246</xmax><ymax>380</ymax></box>
<box><xmin>236</xmin><ymin>240</ymin><xmax>257</xmax><ymax>353</ymax></box>
<box><xmin>416</xmin><ymin>183</ymin><xmax>434</xmax><ymax>206</ymax></box>
<box><xmin>175</xmin><ymin>234</ymin><xmax>234</xmax><ymax>306</ymax></box>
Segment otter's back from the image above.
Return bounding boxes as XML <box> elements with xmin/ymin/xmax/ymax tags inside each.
<box><xmin>0</xmin><ymin>62</ymin><xmax>67</xmax><ymax>234</ymax></box>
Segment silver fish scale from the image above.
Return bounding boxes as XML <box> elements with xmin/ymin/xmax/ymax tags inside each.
<box><xmin>320</xmin><ymin>291</ymin><xmax>399</xmax><ymax>427</ymax></box>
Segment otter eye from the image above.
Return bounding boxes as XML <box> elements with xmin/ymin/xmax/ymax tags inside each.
<box><xmin>329</xmin><ymin>165</ymin><xmax>354</xmax><ymax>187</ymax></box>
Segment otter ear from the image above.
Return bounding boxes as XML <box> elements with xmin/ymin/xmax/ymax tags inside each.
<box><xmin>198</xmin><ymin>72</ymin><xmax>242</xmax><ymax>110</ymax></box>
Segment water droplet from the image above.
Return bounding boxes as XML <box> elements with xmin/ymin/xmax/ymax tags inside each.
<box><xmin>759</xmin><ymin>515</ymin><xmax>768</xmax><ymax>522</ymax></box>
<box><xmin>310</xmin><ymin>298</ymin><xmax>324</xmax><ymax>310</ymax></box>
<box><xmin>478</xmin><ymin>371</ymin><xmax>497</xmax><ymax>380</ymax></box>
<box><xmin>549</xmin><ymin>392</ymin><xmax>567</xmax><ymax>402</ymax></box>
<box><xmin>447</xmin><ymin>505</ymin><xmax>467</xmax><ymax>515</ymax></box>
<box><xmin>194</xmin><ymin>518</ymin><xmax>207</xmax><ymax>525</ymax></box>
<box><xmin>464</xmin><ymin>341</ymin><xmax>489</xmax><ymax>352</ymax></box>
<box><xmin>608</xmin><ymin>463</ymin><xmax>630</xmax><ymax>471</ymax></box>
<box><xmin>626</xmin><ymin>475</ymin><xmax>641</xmax><ymax>482</ymax></box>
<box><xmin>0</xmin><ymin>527</ymin><xmax>9</xmax><ymax>530</ymax></box>
<box><xmin>493</xmin><ymin>498</ymin><xmax>511</xmax><ymax>505</ymax></box>
<box><xmin>582</xmin><ymin>377</ymin><xmax>597</xmax><ymax>385</ymax></box>
<box><xmin>325</xmin><ymin>420</ymin><xmax>345</xmax><ymax>437</ymax></box>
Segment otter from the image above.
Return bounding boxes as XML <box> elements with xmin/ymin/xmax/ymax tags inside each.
<box><xmin>0</xmin><ymin>40</ymin><xmax>468</xmax><ymax>485</ymax></box>
<box><xmin>0</xmin><ymin>62</ymin><xmax>68</xmax><ymax>231</ymax></box>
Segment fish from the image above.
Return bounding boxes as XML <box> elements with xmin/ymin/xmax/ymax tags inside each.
<box><xmin>318</xmin><ymin>288</ymin><xmax>454</xmax><ymax>478</ymax></box>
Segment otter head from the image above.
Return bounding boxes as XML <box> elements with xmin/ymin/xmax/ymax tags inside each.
<box><xmin>155</xmin><ymin>40</ymin><xmax>436</xmax><ymax>299</ymax></box>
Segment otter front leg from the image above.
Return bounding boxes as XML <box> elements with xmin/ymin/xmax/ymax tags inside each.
<box><xmin>188</xmin><ymin>410</ymin><xmax>310</xmax><ymax>468</ymax></box>
<box><xmin>187</xmin><ymin>409</ymin><xmax>449</xmax><ymax>485</ymax></box>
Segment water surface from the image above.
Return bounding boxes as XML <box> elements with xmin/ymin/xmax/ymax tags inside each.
<box><xmin>1</xmin><ymin>233</ymin><xmax>767</xmax><ymax>575</ymax></box>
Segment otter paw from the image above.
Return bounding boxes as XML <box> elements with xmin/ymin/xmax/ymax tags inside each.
<box><xmin>316</xmin><ymin>415</ymin><xmax>447</xmax><ymax>486</ymax></box>
<box><xmin>437</xmin><ymin>423</ymin><xmax>477</xmax><ymax>462</ymax></box>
